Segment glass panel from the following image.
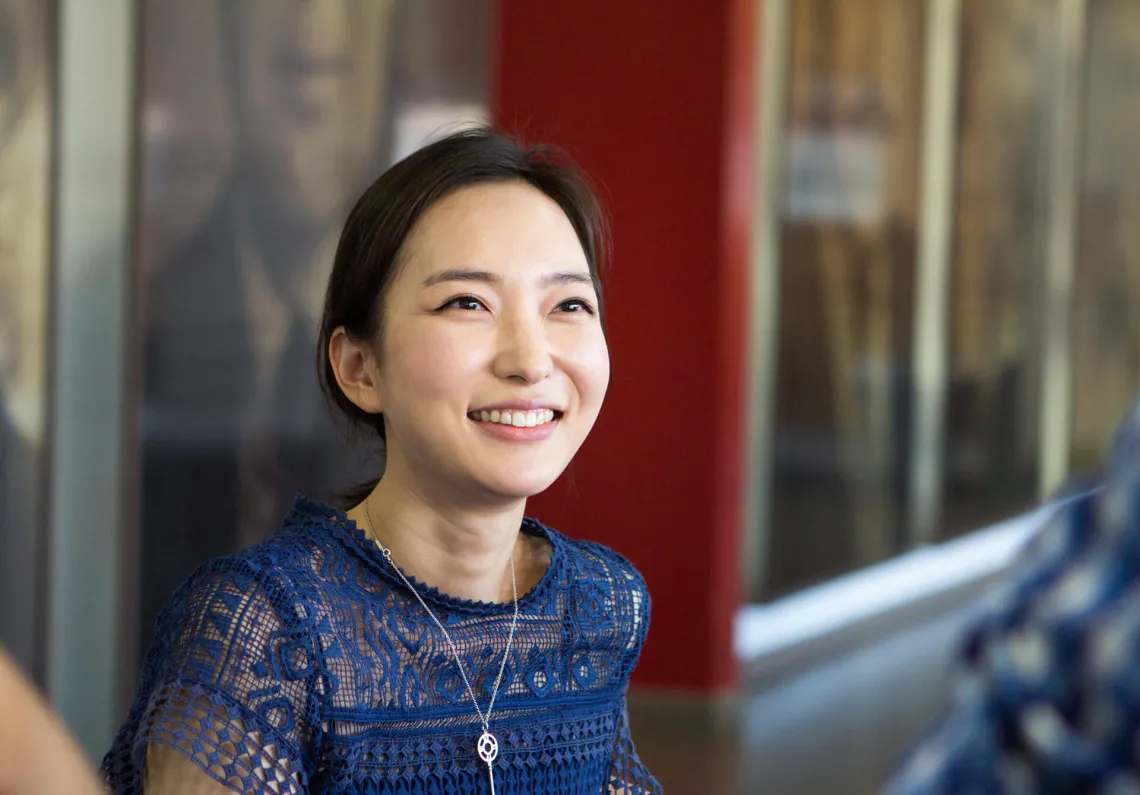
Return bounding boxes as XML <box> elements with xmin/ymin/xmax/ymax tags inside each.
<box><xmin>1070</xmin><ymin>0</ymin><xmax>1140</xmax><ymax>475</ymax></box>
<box><xmin>939</xmin><ymin>0</ymin><xmax>1056</xmax><ymax>537</ymax></box>
<box><xmin>761</xmin><ymin>0</ymin><xmax>1058</xmax><ymax>598</ymax></box>
<box><xmin>0</xmin><ymin>0</ymin><xmax>52</xmax><ymax>678</ymax></box>
<box><xmin>766</xmin><ymin>0</ymin><xmax>926</xmax><ymax>597</ymax></box>
<box><xmin>136</xmin><ymin>0</ymin><xmax>491</xmax><ymax>648</ymax></box>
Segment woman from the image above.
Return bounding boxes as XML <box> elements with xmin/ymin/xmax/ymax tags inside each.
<box><xmin>102</xmin><ymin>128</ymin><xmax>661</xmax><ymax>794</ymax></box>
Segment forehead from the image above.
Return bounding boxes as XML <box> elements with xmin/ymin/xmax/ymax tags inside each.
<box><xmin>398</xmin><ymin>181</ymin><xmax>589</xmax><ymax>279</ymax></box>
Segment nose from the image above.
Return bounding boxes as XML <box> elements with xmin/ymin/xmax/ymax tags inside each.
<box><xmin>492</xmin><ymin>313</ymin><xmax>554</xmax><ymax>385</ymax></box>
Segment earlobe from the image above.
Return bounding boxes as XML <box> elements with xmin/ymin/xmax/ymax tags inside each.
<box><xmin>329</xmin><ymin>328</ymin><xmax>383</xmax><ymax>415</ymax></box>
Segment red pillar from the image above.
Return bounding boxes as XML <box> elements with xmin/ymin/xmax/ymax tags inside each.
<box><xmin>495</xmin><ymin>0</ymin><xmax>755</xmax><ymax>694</ymax></box>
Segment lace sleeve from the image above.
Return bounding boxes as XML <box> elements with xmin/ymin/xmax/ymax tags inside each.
<box><xmin>591</xmin><ymin>544</ymin><xmax>660</xmax><ymax>793</ymax></box>
<box><xmin>605</xmin><ymin>695</ymin><xmax>663</xmax><ymax>794</ymax></box>
<box><xmin>102</xmin><ymin>558</ymin><xmax>322</xmax><ymax>794</ymax></box>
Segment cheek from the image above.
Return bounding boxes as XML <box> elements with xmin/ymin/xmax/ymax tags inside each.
<box><xmin>383</xmin><ymin>324</ymin><xmax>486</xmax><ymax>406</ymax></box>
<box><xmin>563</xmin><ymin>329</ymin><xmax>611</xmax><ymax>411</ymax></box>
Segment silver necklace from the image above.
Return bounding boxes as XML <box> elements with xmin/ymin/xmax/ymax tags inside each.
<box><xmin>363</xmin><ymin>499</ymin><xmax>519</xmax><ymax>795</ymax></box>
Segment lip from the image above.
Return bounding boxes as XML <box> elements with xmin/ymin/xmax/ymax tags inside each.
<box><xmin>471</xmin><ymin>415</ymin><xmax>559</xmax><ymax>443</ymax></box>
<box><xmin>467</xmin><ymin>402</ymin><xmax>563</xmax><ymax>444</ymax></box>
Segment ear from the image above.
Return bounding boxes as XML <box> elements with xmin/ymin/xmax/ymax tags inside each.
<box><xmin>329</xmin><ymin>327</ymin><xmax>383</xmax><ymax>414</ymax></box>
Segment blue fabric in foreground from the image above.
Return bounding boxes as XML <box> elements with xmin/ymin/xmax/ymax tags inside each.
<box><xmin>102</xmin><ymin>496</ymin><xmax>661</xmax><ymax>794</ymax></box>
<box><xmin>888</xmin><ymin>401</ymin><xmax>1140</xmax><ymax>793</ymax></box>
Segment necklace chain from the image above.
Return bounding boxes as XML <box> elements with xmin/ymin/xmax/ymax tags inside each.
<box><xmin>362</xmin><ymin>499</ymin><xmax>520</xmax><ymax>732</ymax></box>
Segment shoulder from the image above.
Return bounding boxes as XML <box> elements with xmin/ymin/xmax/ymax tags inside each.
<box><xmin>561</xmin><ymin>533</ymin><xmax>651</xmax><ymax>601</ymax></box>
<box><xmin>153</xmin><ymin>518</ymin><xmax>335</xmax><ymax>651</ymax></box>
<box><xmin>191</xmin><ymin>521</ymin><xmax>322</xmax><ymax>588</ymax></box>
<box><xmin>154</xmin><ymin>549</ymin><xmax>296</xmax><ymax>663</ymax></box>
<box><xmin>541</xmin><ymin>524</ymin><xmax>652</xmax><ymax>649</ymax></box>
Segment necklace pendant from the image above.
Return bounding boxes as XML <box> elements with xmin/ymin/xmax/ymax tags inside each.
<box><xmin>477</xmin><ymin>730</ymin><xmax>499</xmax><ymax>763</ymax></box>
<box><xmin>478</xmin><ymin>731</ymin><xmax>499</xmax><ymax>794</ymax></box>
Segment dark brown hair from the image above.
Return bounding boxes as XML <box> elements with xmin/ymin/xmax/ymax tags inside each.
<box><xmin>317</xmin><ymin>126</ymin><xmax>610</xmax><ymax>505</ymax></box>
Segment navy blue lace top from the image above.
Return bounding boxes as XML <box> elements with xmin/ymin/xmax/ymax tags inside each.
<box><xmin>102</xmin><ymin>497</ymin><xmax>661</xmax><ymax>794</ymax></box>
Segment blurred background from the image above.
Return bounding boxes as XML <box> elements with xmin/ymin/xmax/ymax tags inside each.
<box><xmin>0</xmin><ymin>0</ymin><xmax>1134</xmax><ymax>792</ymax></box>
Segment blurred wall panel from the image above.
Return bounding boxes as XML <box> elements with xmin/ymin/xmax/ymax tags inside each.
<box><xmin>135</xmin><ymin>0</ymin><xmax>490</xmax><ymax>652</ymax></box>
<box><xmin>1070</xmin><ymin>0</ymin><xmax>1140</xmax><ymax>473</ymax></box>
<box><xmin>758</xmin><ymin>0</ymin><xmax>1061</xmax><ymax>599</ymax></box>
<box><xmin>940</xmin><ymin>0</ymin><xmax>1055</xmax><ymax>533</ymax></box>
<box><xmin>766</xmin><ymin>0</ymin><xmax>925</xmax><ymax>596</ymax></box>
<box><xmin>0</xmin><ymin>0</ymin><xmax>52</xmax><ymax>680</ymax></box>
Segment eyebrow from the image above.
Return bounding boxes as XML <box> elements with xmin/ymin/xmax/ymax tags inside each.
<box><xmin>421</xmin><ymin>268</ymin><xmax>594</xmax><ymax>289</ymax></box>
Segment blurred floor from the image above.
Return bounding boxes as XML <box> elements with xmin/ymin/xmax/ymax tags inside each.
<box><xmin>630</xmin><ymin>608</ymin><xmax>973</xmax><ymax>794</ymax></box>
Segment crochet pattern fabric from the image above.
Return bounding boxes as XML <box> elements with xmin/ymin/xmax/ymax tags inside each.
<box><xmin>102</xmin><ymin>497</ymin><xmax>661</xmax><ymax>794</ymax></box>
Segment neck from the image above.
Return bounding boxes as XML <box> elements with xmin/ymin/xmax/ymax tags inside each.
<box><xmin>348</xmin><ymin>462</ymin><xmax>532</xmax><ymax>604</ymax></box>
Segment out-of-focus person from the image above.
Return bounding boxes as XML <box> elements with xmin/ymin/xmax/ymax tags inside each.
<box><xmin>0</xmin><ymin>648</ymin><xmax>102</xmax><ymax>795</ymax></box>
<box><xmin>139</xmin><ymin>0</ymin><xmax>394</xmax><ymax>648</ymax></box>
<box><xmin>888</xmin><ymin>400</ymin><xmax>1140</xmax><ymax>793</ymax></box>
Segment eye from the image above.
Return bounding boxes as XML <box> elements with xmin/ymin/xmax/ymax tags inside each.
<box><xmin>555</xmin><ymin>298</ymin><xmax>596</xmax><ymax>315</ymax></box>
<box><xmin>437</xmin><ymin>295</ymin><xmax>487</xmax><ymax>312</ymax></box>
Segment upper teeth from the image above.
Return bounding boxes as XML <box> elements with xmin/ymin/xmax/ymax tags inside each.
<box><xmin>471</xmin><ymin>409</ymin><xmax>557</xmax><ymax>427</ymax></box>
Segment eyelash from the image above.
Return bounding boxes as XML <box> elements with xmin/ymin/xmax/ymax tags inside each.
<box><xmin>557</xmin><ymin>298</ymin><xmax>596</xmax><ymax>315</ymax></box>
<box><xmin>435</xmin><ymin>296</ymin><xmax>597</xmax><ymax>316</ymax></box>
<box><xmin>437</xmin><ymin>296</ymin><xmax>487</xmax><ymax>312</ymax></box>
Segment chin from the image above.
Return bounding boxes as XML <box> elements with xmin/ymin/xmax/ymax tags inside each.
<box><xmin>478</xmin><ymin>468</ymin><xmax>565</xmax><ymax>501</ymax></box>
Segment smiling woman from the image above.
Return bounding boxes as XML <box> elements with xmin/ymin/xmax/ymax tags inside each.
<box><xmin>102</xmin><ymin>128</ymin><xmax>660</xmax><ymax>795</ymax></box>
<box><xmin>326</xmin><ymin>175</ymin><xmax>611</xmax><ymax>509</ymax></box>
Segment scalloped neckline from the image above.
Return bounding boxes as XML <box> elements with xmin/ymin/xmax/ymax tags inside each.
<box><xmin>292</xmin><ymin>495</ymin><xmax>562</xmax><ymax>615</ymax></box>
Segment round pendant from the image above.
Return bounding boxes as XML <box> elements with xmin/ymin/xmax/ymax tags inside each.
<box><xmin>477</xmin><ymin>731</ymin><xmax>499</xmax><ymax>764</ymax></box>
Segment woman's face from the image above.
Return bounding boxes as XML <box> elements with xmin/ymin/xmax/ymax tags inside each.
<box><xmin>375</xmin><ymin>181</ymin><xmax>610</xmax><ymax>505</ymax></box>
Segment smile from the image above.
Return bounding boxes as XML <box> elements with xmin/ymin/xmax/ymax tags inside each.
<box><xmin>467</xmin><ymin>409</ymin><xmax>560</xmax><ymax>427</ymax></box>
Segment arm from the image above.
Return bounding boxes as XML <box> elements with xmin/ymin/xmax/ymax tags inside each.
<box><xmin>604</xmin><ymin>695</ymin><xmax>662</xmax><ymax>795</ymax></box>
<box><xmin>144</xmin><ymin>746</ymin><xmax>244</xmax><ymax>795</ymax></box>
<box><xmin>139</xmin><ymin>683</ymin><xmax>308</xmax><ymax>795</ymax></box>
<box><xmin>103</xmin><ymin>559</ymin><xmax>320</xmax><ymax>794</ymax></box>
<box><xmin>0</xmin><ymin>647</ymin><xmax>102</xmax><ymax>795</ymax></box>
<box><xmin>599</xmin><ymin>550</ymin><xmax>661</xmax><ymax>794</ymax></box>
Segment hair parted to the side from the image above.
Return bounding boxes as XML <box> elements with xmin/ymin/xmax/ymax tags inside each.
<box><xmin>317</xmin><ymin>126</ymin><xmax>611</xmax><ymax>507</ymax></box>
